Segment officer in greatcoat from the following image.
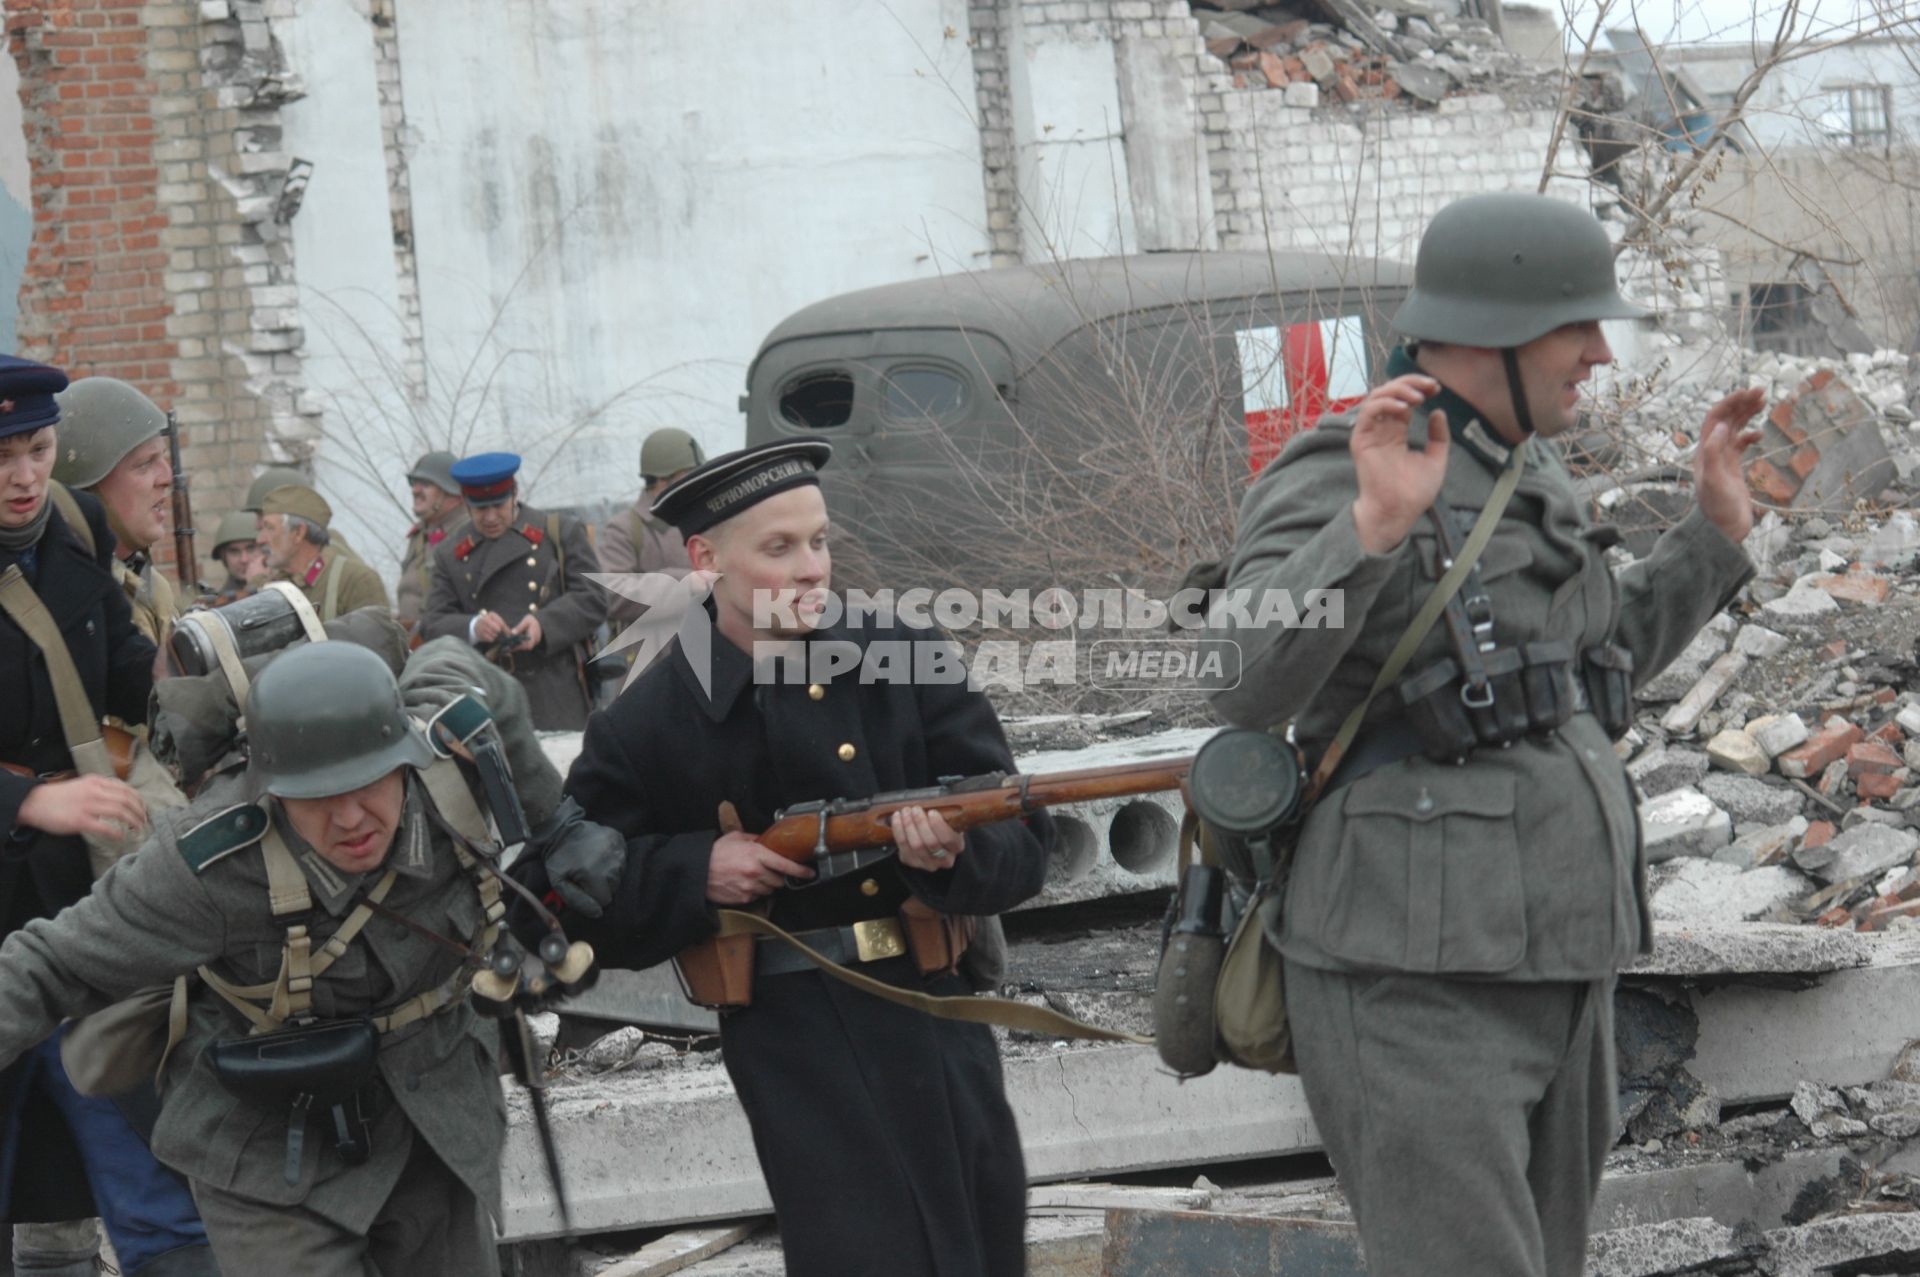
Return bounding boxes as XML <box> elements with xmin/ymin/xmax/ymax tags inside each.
<box><xmin>1210</xmin><ymin>193</ymin><xmax>1765</xmax><ymax>1277</ymax></box>
<box><xmin>0</xmin><ymin>356</ymin><xmax>214</xmax><ymax>1275</ymax></box>
<box><xmin>0</xmin><ymin>639</ymin><xmax>626</xmax><ymax>1276</ymax></box>
<box><xmin>397</xmin><ymin>451</ymin><xmax>467</xmax><ymax>628</ymax></box>
<box><xmin>565</xmin><ymin>440</ymin><xmax>1048</xmax><ymax>1277</ymax></box>
<box><xmin>418</xmin><ymin>453</ymin><xmax>606</xmax><ymax>731</ymax></box>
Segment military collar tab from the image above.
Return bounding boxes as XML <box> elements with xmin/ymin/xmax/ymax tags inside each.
<box><xmin>1386</xmin><ymin>345</ymin><xmax>1516</xmax><ymax>472</ymax></box>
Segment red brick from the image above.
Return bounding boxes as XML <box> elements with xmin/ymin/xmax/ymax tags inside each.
<box><xmin>1768</xmin><ymin>398</ymin><xmax>1797</xmax><ymax>430</ymax></box>
<box><xmin>1257</xmin><ymin>51</ymin><xmax>1287</xmax><ymax>86</ymax></box>
<box><xmin>1746</xmin><ymin>458</ymin><xmax>1798</xmax><ymax>504</ymax></box>
<box><xmin>1781</xmin><ymin>721</ymin><xmax>1866</xmax><ymax>779</ymax></box>
<box><xmin>1809</xmin><ymin>369</ymin><xmax>1836</xmax><ymax>391</ymax></box>
<box><xmin>1861</xmin><ymin>899</ymin><xmax>1920</xmax><ymax>930</ymax></box>
<box><xmin>1822</xmin><ymin>640</ymin><xmax>1850</xmax><ymax>660</ymax></box>
<box><xmin>1877</xmin><ymin>689</ymin><xmax>1900</xmax><ymax>706</ymax></box>
<box><xmin>1789</xmin><ymin>444</ymin><xmax>1822</xmax><ymax>478</ymax></box>
<box><xmin>1815</xmin><ymin>572</ymin><xmax>1892</xmax><ymax>605</ymax></box>
<box><xmin>1849</xmin><ymin>740</ymin><xmax>1903</xmax><ymax>777</ymax></box>
<box><xmin>1803</xmin><ymin>820</ymin><xmax>1837</xmax><ymax>849</ymax></box>
<box><xmin>1816</xmin><ymin>904</ymin><xmax>1857</xmax><ymax>929</ymax></box>
<box><xmin>1857</xmin><ymin>772</ymin><xmax>1904</xmax><ymax>801</ymax></box>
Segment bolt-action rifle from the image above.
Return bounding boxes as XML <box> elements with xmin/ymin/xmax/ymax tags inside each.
<box><xmin>166</xmin><ymin>409</ymin><xmax>196</xmax><ymax>590</ymax></box>
<box><xmin>751</xmin><ymin>755</ymin><xmax>1195</xmax><ymax>880</ymax></box>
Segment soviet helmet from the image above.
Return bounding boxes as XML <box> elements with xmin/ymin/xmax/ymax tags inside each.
<box><xmin>406</xmin><ymin>450</ymin><xmax>460</xmax><ymax>495</ymax></box>
<box><xmin>209</xmin><ymin>510</ymin><xmax>258</xmax><ymax>556</ymax></box>
<box><xmin>243</xmin><ymin>466</ymin><xmax>311</xmax><ymax>514</ymax></box>
<box><xmin>640</xmin><ymin>428</ymin><xmax>705</xmax><ymax>480</ymax></box>
<box><xmin>1392</xmin><ymin>193</ymin><xmax>1650</xmax><ymax>349</ymax></box>
<box><xmin>50</xmin><ymin>377</ymin><xmax>167</xmax><ymax>489</ymax></box>
<box><xmin>246</xmin><ymin>642</ymin><xmax>433</xmax><ymax>800</ymax></box>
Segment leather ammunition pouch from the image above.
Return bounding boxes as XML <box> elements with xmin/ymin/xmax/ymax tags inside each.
<box><xmin>898</xmin><ymin>899</ymin><xmax>975</xmax><ymax>978</ymax></box>
<box><xmin>208</xmin><ymin>1017</ymin><xmax>376</xmax><ymax>1106</ymax></box>
<box><xmin>209</xmin><ymin>1016</ymin><xmax>380</xmax><ymax>1184</ymax></box>
<box><xmin>1579</xmin><ymin>642</ymin><xmax>1635</xmax><ymax>739</ymax></box>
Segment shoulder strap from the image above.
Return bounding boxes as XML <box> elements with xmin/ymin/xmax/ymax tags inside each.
<box><xmin>320</xmin><ymin>553</ymin><xmax>343</xmax><ymax>621</ymax></box>
<box><xmin>0</xmin><ymin>565</ymin><xmax>113</xmax><ymax>776</ymax></box>
<box><xmin>47</xmin><ymin>483</ymin><xmax>93</xmax><ymax>557</ymax></box>
<box><xmin>1306</xmin><ymin>440</ymin><xmax>1530</xmax><ymax>799</ymax></box>
<box><xmin>547</xmin><ymin>513</ymin><xmax>565</xmax><ymax>592</ymax></box>
<box><xmin>260</xmin><ymin>580</ymin><xmax>328</xmax><ymax>642</ymax></box>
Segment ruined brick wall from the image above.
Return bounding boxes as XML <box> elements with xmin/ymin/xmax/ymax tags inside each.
<box><xmin>5</xmin><ymin>0</ymin><xmax>308</xmax><ymax>568</ymax></box>
<box><xmin>969</xmin><ymin>2</ymin><xmax>1021</xmax><ymax>267</ymax></box>
<box><xmin>969</xmin><ymin>0</ymin><xmax>1589</xmax><ymax>269</ymax></box>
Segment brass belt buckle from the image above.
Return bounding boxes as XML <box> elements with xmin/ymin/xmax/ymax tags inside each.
<box><xmin>851</xmin><ymin>919</ymin><xmax>905</xmax><ymax>963</ymax></box>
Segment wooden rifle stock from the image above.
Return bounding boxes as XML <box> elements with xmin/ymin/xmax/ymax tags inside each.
<box><xmin>166</xmin><ymin>410</ymin><xmax>196</xmax><ymax>590</ymax></box>
<box><xmin>755</xmin><ymin>755</ymin><xmax>1194</xmax><ymax>866</ymax></box>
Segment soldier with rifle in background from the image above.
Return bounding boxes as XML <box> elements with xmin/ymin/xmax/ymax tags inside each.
<box><xmin>50</xmin><ymin>377</ymin><xmax>187</xmax><ymax>654</ymax></box>
<box><xmin>204</xmin><ymin>510</ymin><xmax>266</xmax><ymax>605</ymax></box>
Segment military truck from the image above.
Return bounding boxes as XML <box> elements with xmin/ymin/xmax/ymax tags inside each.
<box><xmin>742</xmin><ymin>250</ymin><xmax>1410</xmax><ymax>592</ymax></box>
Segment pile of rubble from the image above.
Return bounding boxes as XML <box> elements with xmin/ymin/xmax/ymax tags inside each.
<box><xmin>1190</xmin><ymin>0</ymin><xmax>1555</xmax><ymax>107</ymax></box>
<box><xmin>1610</xmin><ymin>366</ymin><xmax>1920</xmax><ymax>934</ymax></box>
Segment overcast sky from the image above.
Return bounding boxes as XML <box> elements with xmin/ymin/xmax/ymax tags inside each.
<box><xmin>1552</xmin><ymin>0</ymin><xmax>1899</xmax><ymax>47</ymax></box>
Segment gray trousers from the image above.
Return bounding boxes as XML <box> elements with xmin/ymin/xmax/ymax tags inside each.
<box><xmin>188</xmin><ymin>1137</ymin><xmax>496</xmax><ymax>1277</ymax></box>
<box><xmin>1285</xmin><ymin>964</ymin><xmax>1615</xmax><ymax>1277</ymax></box>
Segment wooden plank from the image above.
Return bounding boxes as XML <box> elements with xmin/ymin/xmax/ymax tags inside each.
<box><xmin>1028</xmin><ymin>1183</ymin><xmax>1213</xmax><ymax>1216</ymax></box>
<box><xmin>595</xmin><ymin>1222</ymin><xmax>761</xmax><ymax>1277</ymax></box>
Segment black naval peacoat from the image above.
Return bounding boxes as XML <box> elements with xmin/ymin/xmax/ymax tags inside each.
<box><xmin>0</xmin><ymin>486</ymin><xmax>156</xmax><ymax>1223</ymax></box>
<box><xmin>566</xmin><ymin>614</ymin><xmax>1050</xmax><ymax>1277</ymax></box>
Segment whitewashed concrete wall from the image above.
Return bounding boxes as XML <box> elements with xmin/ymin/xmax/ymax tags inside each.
<box><xmin>282</xmin><ymin>0</ymin><xmax>993</xmax><ymax>574</ymax></box>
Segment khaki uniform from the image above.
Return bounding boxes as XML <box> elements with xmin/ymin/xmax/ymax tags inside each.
<box><xmin>396</xmin><ymin>509</ymin><xmax>468</xmax><ymax>627</ymax></box>
<box><xmin>117</xmin><ymin>556</ymin><xmax>180</xmax><ymax>655</ymax></box>
<box><xmin>419</xmin><ymin>505</ymin><xmax>606</xmax><ymax>731</ymax></box>
<box><xmin>0</xmin><ymin>645</ymin><xmax>560</xmax><ymax>1277</ymax></box>
<box><xmin>1211</xmin><ymin>360</ymin><xmax>1754</xmax><ymax>1277</ymax></box>
<box><xmin>280</xmin><ymin>550</ymin><xmax>391</xmax><ymax>622</ymax></box>
<box><xmin>597</xmin><ymin>500</ymin><xmax>689</xmax><ymax>631</ymax></box>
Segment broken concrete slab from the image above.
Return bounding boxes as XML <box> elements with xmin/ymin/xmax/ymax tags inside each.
<box><xmin>1712</xmin><ymin>816</ymin><xmax>1806</xmax><ymax>869</ymax></box>
<box><xmin>1639</xmin><ymin>630</ymin><xmax>1728</xmax><ymax>703</ymax></box>
<box><xmin>1628</xmin><ymin>745</ymin><xmax>1712</xmax><ymax>798</ymax></box>
<box><xmin>1793</xmin><ymin>822</ymin><xmax>1920</xmax><ymax>885</ymax></box>
<box><xmin>1660</xmin><ymin>652</ymin><xmax>1748</xmax><ymax>736</ymax></box>
<box><xmin>1585</xmin><ymin>1217</ymin><xmax>1746</xmax><ymax>1277</ymax></box>
<box><xmin>1733</xmin><ymin>623</ymin><xmax>1791</xmax><ymax>659</ymax></box>
<box><xmin>1627</xmin><ymin>921</ymin><xmax>1873</xmax><ymax>976</ymax></box>
<box><xmin>1641</xmin><ymin>787</ymin><xmax>1734</xmax><ymax>861</ymax></box>
<box><xmin>1698</xmin><ymin>774</ymin><xmax>1804</xmax><ymax>826</ymax></box>
<box><xmin>1650</xmin><ymin>862</ymin><xmax>1812</xmax><ymax>925</ymax></box>
<box><xmin>1762</xmin><ymin>581</ymin><xmax>1842</xmax><ymax>619</ymax></box>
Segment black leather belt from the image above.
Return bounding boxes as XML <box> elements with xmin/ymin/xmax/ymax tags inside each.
<box><xmin>755</xmin><ymin>917</ymin><xmax>907</xmax><ymax>978</ymax></box>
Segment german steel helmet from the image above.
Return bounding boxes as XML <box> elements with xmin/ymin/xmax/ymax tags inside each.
<box><xmin>209</xmin><ymin>510</ymin><xmax>258</xmax><ymax>555</ymax></box>
<box><xmin>640</xmin><ymin>428</ymin><xmax>705</xmax><ymax>479</ymax></box>
<box><xmin>246</xmin><ymin>642</ymin><xmax>434</xmax><ymax>800</ymax></box>
<box><xmin>1391</xmin><ymin>193</ymin><xmax>1650</xmax><ymax>349</ymax></box>
<box><xmin>406</xmin><ymin>450</ymin><xmax>461</xmax><ymax>495</ymax></box>
<box><xmin>243</xmin><ymin>466</ymin><xmax>311</xmax><ymax>514</ymax></box>
<box><xmin>50</xmin><ymin>376</ymin><xmax>167</xmax><ymax>489</ymax></box>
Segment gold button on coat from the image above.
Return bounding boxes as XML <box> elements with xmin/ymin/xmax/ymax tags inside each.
<box><xmin>837</xmin><ymin>743</ymin><xmax>856</xmax><ymax>762</ymax></box>
<box><xmin>526</xmin><ymin>556</ymin><xmax>537</xmax><ymax>566</ymax></box>
<box><xmin>859</xmin><ymin>878</ymin><xmax>879</xmax><ymax>897</ymax></box>
<box><xmin>808</xmin><ymin>684</ymin><xmax>825</xmax><ymax>701</ymax></box>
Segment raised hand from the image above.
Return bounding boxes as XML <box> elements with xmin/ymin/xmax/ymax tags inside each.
<box><xmin>1350</xmin><ymin>374</ymin><xmax>1451</xmax><ymax>554</ymax></box>
<box><xmin>1693</xmin><ymin>387</ymin><xmax>1766</xmax><ymax>543</ymax></box>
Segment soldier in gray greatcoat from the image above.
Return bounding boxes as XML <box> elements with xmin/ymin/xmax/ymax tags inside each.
<box><xmin>0</xmin><ymin>640</ymin><xmax>624</xmax><ymax>1276</ymax></box>
<box><xmin>417</xmin><ymin>452</ymin><xmax>607</xmax><ymax>731</ymax></box>
<box><xmin>1211</xmin><ymin>193</ymin><xmax>1767</xmax><ymax>1277</ymax></box>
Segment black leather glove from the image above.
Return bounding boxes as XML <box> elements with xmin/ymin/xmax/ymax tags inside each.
<box><xmin>531</xmin><ymin>797</ymin><xmax>625</xmax><ymax>919</ymax></box>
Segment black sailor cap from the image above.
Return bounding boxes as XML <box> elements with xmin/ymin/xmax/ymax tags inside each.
<box><xmin>652</xmin><ymin>438</ymin><xmax>833</xmax><ymax>536</ymax></box>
